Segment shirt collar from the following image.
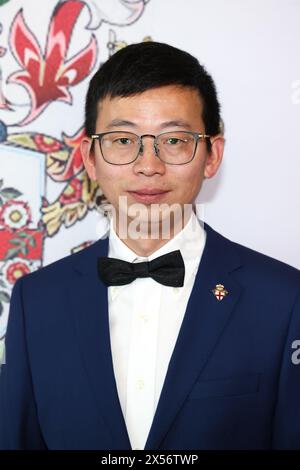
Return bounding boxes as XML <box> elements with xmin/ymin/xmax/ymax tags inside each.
<box><xmin>108</xmin><ymin>211</ymin><xmax>206</xmax><ymax>279</ymax></box>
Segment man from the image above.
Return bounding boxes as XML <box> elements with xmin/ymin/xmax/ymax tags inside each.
<box><xmin>0</xmin><ymin>42</ymin><xmax>300</xmax><ymax>450</ymax></box>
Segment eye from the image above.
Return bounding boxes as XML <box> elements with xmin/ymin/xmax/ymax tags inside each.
<box><xmin>114</xmin><ymin>137</ymin><xmax>132</xmax><ymax>145</ymax></box>
<box><xmin>164</xmin><ymin>136</ymin><xmax>189</xmax><ymax>145</ymax></box>
<box><xmin>166</xmin><ymin>137</ymin><xmax>181</xmax><ymax>145</ymax></box>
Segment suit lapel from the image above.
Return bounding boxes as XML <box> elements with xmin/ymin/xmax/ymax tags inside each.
<box><xmin>69</xmin><ymin>236</ymin><xmax>131</xmax><ymax>449</ymax></box>
<box><xmin>144</xmin><ymin>223</ymin><xmax>243</xmax><ymax>450</ymax></box>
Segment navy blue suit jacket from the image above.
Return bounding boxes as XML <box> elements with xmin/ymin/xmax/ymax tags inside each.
<box><xmin>0</xmin><ymin>223</ymin><xmax>300</xmax><ymax>450</ymax></box>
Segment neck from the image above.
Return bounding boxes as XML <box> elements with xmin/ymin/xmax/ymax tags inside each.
<box><xmin>112</xmin><ymin>206</ymin><xmax>194</xmax><ymax>257</ymax></box>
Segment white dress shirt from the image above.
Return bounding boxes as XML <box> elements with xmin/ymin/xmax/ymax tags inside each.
<box><xmin>107</xmin><ymin>211</ymin><xmax>206</xmax><ymax>450</ymax></box>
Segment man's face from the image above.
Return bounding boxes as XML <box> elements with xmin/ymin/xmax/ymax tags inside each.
<box><xmin>81</xmin><ymin>85</ymin><xmax>224</xmax><ymax>232</ymax></box>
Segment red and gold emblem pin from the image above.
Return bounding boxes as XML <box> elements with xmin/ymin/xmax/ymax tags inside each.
<box><xmin>212</xmin><ymin>284</ymin><xmax>228</xmax><ymax>301</ymax></box>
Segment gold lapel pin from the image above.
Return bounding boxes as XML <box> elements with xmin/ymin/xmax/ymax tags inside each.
<box><xmin>212</xmin><ymin>284</ymin><xmax>228</xmax><ymax>301</ymax></box>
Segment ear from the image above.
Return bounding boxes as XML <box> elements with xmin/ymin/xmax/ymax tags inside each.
<box><xmin>204</xmin><ymin>135</ymin><xmax>225</xmax><ymax>178</ymax></box>
<box><xmin>81</xmin><ymin>137</ymin><xmax>97</xmax><ymax>181</ymax></box>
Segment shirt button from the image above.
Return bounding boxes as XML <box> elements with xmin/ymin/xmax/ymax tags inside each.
<box><xmin>137</xmin><ymin>379</ymin><xmax>145</xmax><ymax>390</ymax></box>
<box><xmin>173</xmin><ymin>287</ymin><xmax>181</xmax><ymax>294</ymax></box>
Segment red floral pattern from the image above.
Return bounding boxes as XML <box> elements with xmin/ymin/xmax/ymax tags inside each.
<box><xmin>6</xmin><ymin>260</ymin><xmax>30</xmax><ymax>284</ymax></box>
<box><xmin>9</xmin><ymin>2</ymin><xmax>97</xmax><ymax>125</ymax></box>
<box><xmin>0</xmin><ymin>200</ymin><xmax>32</xmax><ymax>231</ymax></box>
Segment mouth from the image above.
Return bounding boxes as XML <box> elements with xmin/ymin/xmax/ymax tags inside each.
<box><xmin>127</xmin><ymin>188</ymin><xmax>170</xmax><ymax>204</ymax></box>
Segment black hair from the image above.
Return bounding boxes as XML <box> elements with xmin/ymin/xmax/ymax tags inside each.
<box><xmin>85</xmin><ymin>41</ymin><xmax>221</xmax><ymax>150</ymax></box>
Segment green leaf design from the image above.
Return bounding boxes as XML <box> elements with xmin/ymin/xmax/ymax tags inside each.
<box><xmin>0</xmin><ymin>0</ymin><xmax>10</xmax><ymax>7</ymax></box>
<box><xmin>0</xmin><ymin>179</ymin><xmax>3</xmax><ymax>189</ymax></box>
<box><xmin>29</xmin><ymin>237</ymin><xmax>36</xmax><ymax>248</ymax></box>
<box><xmin>0</xmin><ymin>292</ymin><xmax>10</xmax><ymax>303</ymax></box>
<box><xmin>4</xmin><ymin>247</ymin><xmax>21</xmax><ymax>260</ymax></box>
<box><xmin>14</xmin><ymin>232</ymin><xmax>29</xmax><ymax>239</ymax></box>
<box><xmin>0</xmin><ymin>280</ymin><xmax>6</xmax><ymax>288</ymax></box>
<box><xmin>8</xmin><ymin>239</ymin><xmax>23</xmax><ymax>246</ymax></box>
<box><xmin>20</xmin><ymin>246</ymin><xmax>28</xmax><ymax>256</ymax></box>
<box><xmin>0</xmin><ymin>196</ymin><xmax>3</xmax><ymax>206</ymax></box>
<box><xmin>0</xmin><ymin>188</ymin><xmax>22</xmax><ymax>199</ymax></box>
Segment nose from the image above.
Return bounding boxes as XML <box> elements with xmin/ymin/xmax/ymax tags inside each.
<box><xmin>133</xmin><ymin>135</ymin><xmax>165</xmax><ymax>176</ymax></box>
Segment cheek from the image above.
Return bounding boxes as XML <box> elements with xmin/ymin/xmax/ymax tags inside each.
<box><xmin>96</xmin><ymin>158</ymin><xmax>122</xmax><ymax>182</ymax></box>
<box><xmin>172</xmin><ymin>167</ymin><xmax>203</xmax><ymax>197</ymax></box>
<box><xmin>95</xmin><ymin>164</ymin><xmax>122</xmax><ymax>199</ymax></box>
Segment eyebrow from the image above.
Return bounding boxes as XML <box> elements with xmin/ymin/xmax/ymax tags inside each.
<box><xmin>105</xmin><ymin>119</ymin><xmax>193</xmax><ymax>130</ymax></box>
<box><xmin>106</xmin><ymin>119</ymin><xmax>136</xmax><ymax>129</ymax></box>
<box><xmin>159</xmin><ymin>120</ymin><xmax>193</xmax><ymax>130</ymax></box>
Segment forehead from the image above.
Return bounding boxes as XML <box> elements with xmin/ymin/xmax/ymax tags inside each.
<box><xmin>96</xmin><ymin>85</ymin><xmax>204</xmax><ymax>130</ymax></box>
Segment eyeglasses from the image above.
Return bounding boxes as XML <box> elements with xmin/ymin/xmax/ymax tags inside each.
<box><xmin>91</xmin><ymin>130</ymin><xmax>210</xmax><ymax>165</ymax></box>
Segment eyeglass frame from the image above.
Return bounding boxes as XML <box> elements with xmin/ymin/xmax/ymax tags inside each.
<box><xmin>90</xmin><ymin>130</ymin><xmax>211</xmax><ymax>166</ymax></box>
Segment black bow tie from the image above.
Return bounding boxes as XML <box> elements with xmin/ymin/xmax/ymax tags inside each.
<box><xmin>98</xmin><ymin>250</ymin><xmax>185</xmax><ymax>287</ymax></box>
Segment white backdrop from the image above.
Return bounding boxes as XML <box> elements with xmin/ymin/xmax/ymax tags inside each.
<box><xmin>142</xmin><ymin>0</ymin><xmax>300</xmax><ymax>270</ymax></box>
<box><xmin>0</xmin><ymin>0</ymin><xmax>299</xmax><ymax>356</ymax></box>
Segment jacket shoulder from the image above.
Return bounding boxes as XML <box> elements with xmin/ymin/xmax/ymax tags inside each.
<box><xmin>204</xmin><ymin>223</ymin><xmax>300</xmax><ymax>290</ymax></box>
<box><xmin>20</xmin><ymin>237</ymin><xmax>107</xmax><ymax>289</ymax></box>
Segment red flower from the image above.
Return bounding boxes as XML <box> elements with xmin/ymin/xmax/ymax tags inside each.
<box><xmin>9</xmin><ymin>1</ymin><xmax>97</xmax><ymax>125</ymax></box>
<box><xmin>0</xmin><ymin>200</ymin><xmax>32</xmax><ymax>231</ymax></box>
<box><xmin>6</xmin><ymin>261</ymin><xmax>30</xmax><ymax>284</ymax></box>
